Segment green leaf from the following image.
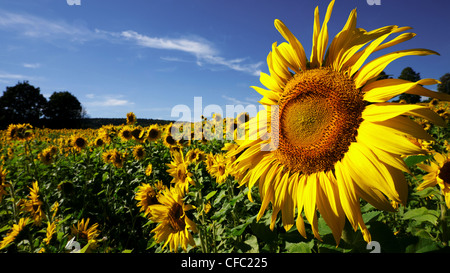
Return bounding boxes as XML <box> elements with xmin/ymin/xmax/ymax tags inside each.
<box><xmin>404</xmin><ymin>155</ymin><xmax>431</xmax><ymax>168</ymax></box>
<box><xmin>244</xmin><ymin>235</ymin><xmax>259</xmax><ymax>253</ymax></box>
<box><xmin>405</xmin><ymin>237</ymin><xmax>441</xmax><ymax>253</ymax></box>
<box><xmin>362</xmin><ymin>210</ymin><xmax>381</xmax><ymax>223</ymax></box>
<box><xmin>231</xmin><ymin>223</ymin><xmax>250</xmax><ymax>236</ymax></box>
<box><xmin>403</xmin><ymin>207</ymin><xmax>439</xmax><ymax>225</ymax></box>
<box><xmin>250</xmin><ymin>222</ymin><xmax>277</xmax><ymax>244</ymax></box>
<box><xmin>205</xmin><ymin>190</ymin><xmax>217</xmax><ymax>201</ymax></box>
<box><xmin>286</xmin><ymin>241</ymin><xmax>314</xmax><ymax>253</ymax></box>
<box><xmin>78</xmin><ymin>242</ymin><xmax>91</xmax><ymax>253</ymax></box>
<box><xmin>210</xmin><ymin>203</ymin><xmax>231</xmax><ymax>220</ymax></box>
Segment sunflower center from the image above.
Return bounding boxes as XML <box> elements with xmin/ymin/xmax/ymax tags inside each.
<box><xmin>439</xmin><ymin>161</ymin><xmax>450</xmax><ymax>186</ymax></box>
<box><xmin>168</xmin><ymin>203</ymin><xmax>185</xmax><ymax>232</ymax></box>
<box><xmin>75</xmin><ymin>138</ymin><xmax>86</xmax><ymax>148</ymax></box>
<box><xmin>148</xmin><ymin>128</ymin><xmax>159</xmax><ymax>139</ymax></box>
<box><xmin>177</xmin><ymin>167</ymin><xmax>187</xmax><ymax>182</ymax></box>
<box><xmin>274</xmin><ymin>67</ymin><xmax>365</xmax><ymax>175</ymax></box>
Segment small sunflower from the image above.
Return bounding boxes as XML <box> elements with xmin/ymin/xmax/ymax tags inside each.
<box><xmin>227</xmin><ymin>0</ymin><xmax>450</xmax><ymax>244</ymax></box>
<box><xmin>133</xmin><ymin>145</ymin><xmax>146</xmax><ymax>161</ymax></box>
<box><xmin>163</xmin><ymin>134</ymin><xmax>178</xmax><ymax>148</ymax></box>
<box><xmin>145</xmin><ymin>163</ymin><xmax>153</xmax><ymax>176</ymax></box>
<box><xmin>70</xmin><ymin>135</ymin><xmax>87</xmax><ymax>152</ymax></box>
<box><xmin>417</xmin><ymin>152</ymin><xmax>450</xmax><ymax>208</ymax></box>
<box><xmin>135</xmin><ymin>183</ymin><xmax>159</xmax><ymax>217</ymax></box>
<box><xmin>186</xmin><ymin>148</ymin><xmax>205</xmax><ymax>164</ymax></box>
<box><xmin>0</xmin><ymin>166</ymin><xmax>10</xmax><ymax>202</ymax></box>
<box><xmin>149</xmin><ymin>186</ymin><xmax>197</xmax><ymax>252</ymax></box>
<box><xmin>131</xmin><ymin>126</ymin><xmax>146</xmax><ymax>143</ymax></box>
<box><xmin>147</xmin><ymin>124</ymin><xmax>162</xmax><ymax>142</ymax></box>
<box><xmin>126</xmin><ymin>112</ymin><xmax>137</xmax><ymax>125</ymax></box>
<box><xmin>21</xmin><ymin>181</ymin><xmax>46</xmax><ymax>226</ymax></box>
<box><xmin>43</xmin><ymin>221</ymin><xmax>57</xmax><ymax>245</ymax></box>
<box><xmin>110</xmin><ymin>149</ymin><xmax>125</xmax><ymax>168</ymax></box>
<box><xmin>166</xmin><ymin>150</ymin><xmax>195</xmax><ymax>193</ymax></box>
<box><xmin>119</xmin><ymin>125</ymin><xmax>133</xmax><ymax>141</ymax></box>
<box><xmin>0</xmin><ymin>217</ymin><xmax>29</xmax><ymax>249</ymax></box>
<box><xmin>38</xmin><ymin>146</ymin><xmax>57</xmax><ymax>165</ymax></box>
<box><xmin>70</xmin><ymin>218</ymin><xmax>101</xmax><ymax>247</ymax></box>
<box><xmin>204</xmin><ymin>152</ymin><xmax>216</xmax><ymax>173</ymax></box>
<box><xmin>102</xmin><ymin>150</ymin><xmax>114</xmax><ymax>164</ymax></box>
<box><xmin>93</xmin><ymin>137</ymin><xmax>104</xmax><ymax>147</ymax></box>
<box><xmin>208</xmin><ymin>153</ymin><xmax>228</xmax><ymax>185</ymax></box>
<box><xmin>6</xmin><ymin>123</ymin><xmax>34</xmax><ymax>141</ymax></box>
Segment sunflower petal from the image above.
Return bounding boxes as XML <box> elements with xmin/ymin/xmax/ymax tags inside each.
<box><xmin>316</xmin><ymin>171</ymin><xmax>345</xmax><ymax>244</ymax></box>
<box><xmin>274</xmin><ymin>19</ymin><xmax>307</xmax><ymax>71</ymax></box>
<box><xmin>354</xmin><ymin>49</ymin><xmax>439</xmax><ymax>89</ymax></box>
<box><xmin>357</xmin><ymin>121</ymin><xmax>423</xmax><ymax>155</ymax></box>
<box><xmin>363</xmin><ymin>78</ymin><xmax>449</xmax><ymax>102</ymax></box>
<box><xmin>373</xmin><ymin>115</ymin><xmax>433</xmax><ymax>141</ymax></box>
<box><xmin>326</xmin><ymin>8</ymin><xmax>357</xmax><ymax>69</ymax></box>
<box><xmin>303</xmin><ymin>173</ymin><xmax>321</xmax><ymax>240</ymax></box>
<box><xmin>260</xmin><ymin>71</ymin><xmax>283</xmax><ymax>93</ymax></box>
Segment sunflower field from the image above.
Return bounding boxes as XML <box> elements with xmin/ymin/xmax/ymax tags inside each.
<box><xmin>0</xmin><ymin>100</ymin><xmax>448</xmax><ymax>254</ymax></box>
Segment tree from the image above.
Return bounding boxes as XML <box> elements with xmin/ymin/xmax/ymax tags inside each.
<box><xmin>43</xmin><ymin>91</ymin><xmax>83</xmax><ymax>128</ymax></box>
<box><xmin>376</xmin><ymin>71</ymin><xmax>393</xmax><ymax>81</ymax></box>
<box><xmin>398</xmin><ymin>67</ymin><xmax>421</xmax><ymax>103</ymax></box>
<box><xmin>437</xmin><ymin>73</ymin><xmax>450</xmax><ymax>95</ymax></box>
<box><xmin>0</xmin><ymin>81</ymin><xmax>47</xmax><ymax>127</ymax></box>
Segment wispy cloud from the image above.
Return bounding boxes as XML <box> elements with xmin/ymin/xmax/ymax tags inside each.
<box><xmin>23</xmin><ymin>63</ymin><xmax>40</xmax><ymax>69</ymax></box>
<box><xmin>120</xmin><ymin>30</ymin><xmax>216</xmax><ymax>56</ymax></box>
<box><xmin>0</xmin><ymin>9</ymin><xmax>96</xmax><ymax>43</ymax></box>
<box><xmin>83</xmin><ymin>94</ymin><xmax>134</xmax><ymax>107</ymax></box>
<box><xmin>0</xmin><ymin>72</ymin><xmax>29</xmax><ymax>80</ymax></box>
<box><xmin>103</xmin><ymin>29</ymin><xmax>263</xmax><ymax>76</ymax></box>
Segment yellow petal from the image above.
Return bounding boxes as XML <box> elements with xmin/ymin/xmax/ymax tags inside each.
<box><xmin>348</xmin><ymin>29</ymin><xmax>397</xmax><ymax>76</ymax></box>
<box><xmin>326</xmin><ymin>8</ymin><xmax>357</xmax><ymax>69</ymax></box>
<box><xmin>303</xmin><ymin>173</ymin><xmax>321</xmax><ymax>240</ymax></box>
<box><xmin>315</xmin><ymin>0</ymin><xmax>335</xmax><ymax>67</ymax></box>
<box><xmin>346</xmin><ymin>142</ymin><xmax>400</xmax><ymax>207</ymax></box>
<box><xmin>372</xmin><ymin>115</ymin><xmax>433</xmax><ymax>141</ymax></box>
<box><xmin>363</xmin><ymin>78</ymin><xmax>449</xmax><ymax>102</ymax></box>
<box><xmin>259</xmin><ymin>71</ymin><xmax>283</xmax><ymax>93</ymax></box>
<box><xmin>334</xmin><ymin>160</ymin><xmax>363</xmax><ymax>231</ymax></box>
<box><xmin>271</xmin><ymin>42</ymin><xmax>292</xmax><ymax>82</ymax></box>
<box><xmin>316</xmin><ymin>171</ymin><xmax>345</xmax><ymax>244</ymax></box>
<box><xmin>357</xmin><ymin>121</ymin><xmax>423</xmax><ymax>155</ymax></box>
<box><xmin>362</xmin><ymin>103</ymin><xmax>438</xmax><ymax>123</ymax></box>
<box><xmin>353</xmin><ymin>48</ymin><xmax>439</xmax><ymax>89</ymax></box>
<box><xmin>310</xmin><ymin>6</ymin><xmax>321</xmax><ymax>68</ymax></box>
<box><xmin>274</xmin><ymin>19</ymin><xmax>307</xmax><ymax>71</ymax></box>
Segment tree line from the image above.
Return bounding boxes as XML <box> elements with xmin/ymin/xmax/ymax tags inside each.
<box><xmin>0</xmin><ymin>81</ymin><xmax>86</xmax><ymax>129</ymax></box>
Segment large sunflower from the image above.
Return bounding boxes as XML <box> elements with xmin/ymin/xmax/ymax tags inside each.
<box><xmin>148</xmin><ymin>186</ymin><xmax>197</xmax><ymax>252</ymax></box>
<box><xmin>227</xmin><ymin>0</ymin><xmax>450</xmax><ymax>244</ymax></box>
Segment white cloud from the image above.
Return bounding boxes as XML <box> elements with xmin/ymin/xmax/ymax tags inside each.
<box><xmin>121</xmin><ymin>30</ymin><xmax>216</xmax><ymax>56</ymax></box>
<box><xmin>83</xmin><ymin>94</ymin><xmax>134</xmax><ymax>107</ymax></box>
<box><xmin>0</xmin><ymin>9</ymin><xmax>96</xmax><ymax>42</ymax></box>
<box><xmin>23</xmin><ymin>63</ymin><xmax>40</xmax><ymax>69</ymax></box>
<box><xmin>0</xmin><ymin>72</ymin><xmax>29</xmax><ymax>80</ymax></box>
<box><xmin>110</xmin><ymin>30</ymin><xmax>263</xmax><ymax>76</ymax></box>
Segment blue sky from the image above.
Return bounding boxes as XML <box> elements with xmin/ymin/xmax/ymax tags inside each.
<box><xmin>0</xmin><ymin>0</ymin><xmax>449</xmax><ymax>121</ymax></box>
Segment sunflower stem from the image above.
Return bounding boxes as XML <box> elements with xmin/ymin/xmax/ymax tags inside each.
<box><xmin>439</xmin><ymin>190</ymin><xmax>448</xmax><ymax>246</ymax></box>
